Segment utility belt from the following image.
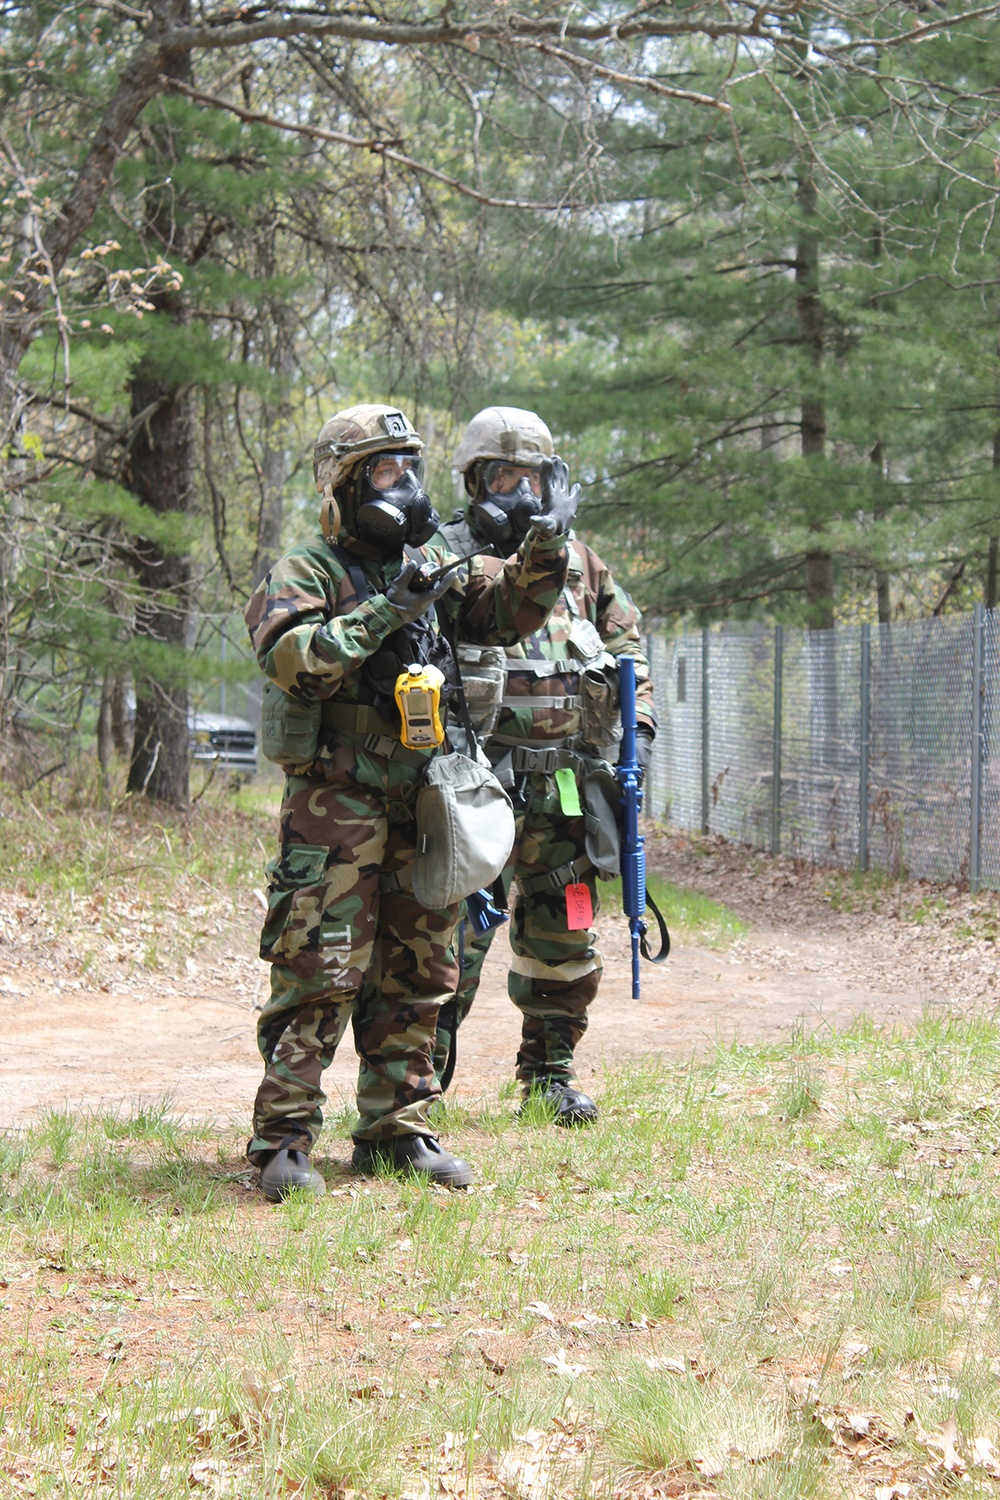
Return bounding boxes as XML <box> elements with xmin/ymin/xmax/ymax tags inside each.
<box><xmin>260</xmin><ymin>684</ymin><xmax>437</xmax><ymax>770</ymax></box>
<box><xmin>321</xmin><ymin>701</ymin><xmax>435</xmax><ymax>768</ymax></box>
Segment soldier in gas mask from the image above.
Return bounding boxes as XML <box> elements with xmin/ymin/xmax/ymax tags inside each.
<box><xmin>244</xmin><ymin>404</ymin><xmax>569</xmax><ymax>1200</ymax></box>
<box><xmin>432</xmin><ymin>406</ymin><xmax>657</xmax><ymax>1124</ymax></box>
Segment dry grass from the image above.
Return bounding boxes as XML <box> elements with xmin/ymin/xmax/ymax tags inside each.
<box><xmin>3</xmin><ymin>1017</ymin><xmax>1000</xmax><ymax>1497</ymax></box>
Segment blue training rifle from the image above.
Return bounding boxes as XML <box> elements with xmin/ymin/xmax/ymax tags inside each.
<box><xmin>616</xmin><ymin>655</ymin><xmax>670</xmax><ymax>999</ymax></box>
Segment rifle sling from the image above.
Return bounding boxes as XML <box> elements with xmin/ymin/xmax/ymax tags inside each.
<box><xmin>640</xmin><ymin>891</ymin><xmax>671</xmax><ymax>964</ymax></box>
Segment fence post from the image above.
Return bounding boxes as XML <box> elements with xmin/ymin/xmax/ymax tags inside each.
<box><xmin>771</xmin><ymin>624</ymin><xmax>783</xmax><ymax>855</ymax></box>
<box><xmin>971</xmin><ymin>602</ymin><xmax>985</xmax><ymax>894</ymax></box>
<box><xmin>701</xmin><ymin>627</ymin><xmax>710</xmax><ymax>835</ymax></box>
<box><xmin>858</xmin><ymin>623</ymin><xmax>871</xmax><ymax>873</ymax></box>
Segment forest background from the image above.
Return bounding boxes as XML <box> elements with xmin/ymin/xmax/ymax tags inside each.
<box><xmin>3</xmin><ymin>0</ymin><xmax>1000</xmax><ymax>810</ymax></box>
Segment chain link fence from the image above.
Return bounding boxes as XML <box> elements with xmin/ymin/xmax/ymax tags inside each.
<box><xmin>644</xmin><ymin>608</ymin><xmax>1000</xmax><ymax>890</ymax></box>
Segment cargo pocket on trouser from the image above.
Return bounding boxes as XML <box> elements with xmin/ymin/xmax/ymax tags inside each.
<box><xmin>260</xmin><ymin>843</ymin><xmax>333</xmax><ymax>977</ymax></box>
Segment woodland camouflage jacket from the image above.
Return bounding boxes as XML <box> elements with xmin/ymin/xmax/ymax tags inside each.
<box><xmin>438</xmin><ymin>516</ymin><xmax>656</xmax><ymax>747</ymax></box>
<box><xmin>244</xmin><ymin>529</ymin><xmax>569</xmax><ymax>711</ymax></box>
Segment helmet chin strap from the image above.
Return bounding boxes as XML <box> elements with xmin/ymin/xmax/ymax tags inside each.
<box><xmin>319</xmin><ymin>485</ymin><xmax>341</xmax><ymax>541</ymax></box>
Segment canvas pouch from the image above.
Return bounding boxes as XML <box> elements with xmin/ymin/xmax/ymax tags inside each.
<box><xmin>411</xmin><ymin>750</ymin><xmax>516</xmax><ymax>908</ymax></box>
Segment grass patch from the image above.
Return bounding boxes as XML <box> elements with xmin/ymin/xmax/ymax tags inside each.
<box><xmin>601</xmin><ymin>870</ymin><xmax>745</xmax><ymax>948</ymax></box>
<box><xmin>4</xmin><ymin>1020</ymin><xmax>1000</xmax><ymax>1495</ymax></box>
<box><xmin>0</xmin><ymin>773</ymin><xmax>280</xmax><ymax>980</ymax></box>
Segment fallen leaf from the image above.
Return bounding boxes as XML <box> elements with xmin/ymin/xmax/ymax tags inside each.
<box><xmin>926</xmin><ymin>1415</ymin><xmax>966</xmax><ymax>1475</ymax></box>
<box><xmin>525</xmin><ymin>1301</ymin><xmax>555</xmax><ymax>1322</ymax></box>
<box><xmin>497</xmin><ymin>1452</ymin><xmax>550</xmax><ymax>1500</ymax></box>
<box><xmin>543</xmin><ymin>1347</ymin><xmax>588</xmax><ymax>1380</ymax></box>
<box><xmin>189</xmin><ymin>1458</ymin><xmax>232</xmax><ymax>1495</ymax></box>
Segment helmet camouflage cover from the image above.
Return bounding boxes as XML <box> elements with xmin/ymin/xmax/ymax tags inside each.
<box><xmin>313</xmin><ymin>404</ymin><xmax>423</xmax><ymax>493</ymax></box>
<box><xmin>452</xmin><ymin>406</ymin><xmax>553</xmax><ymax>478</ymax></box>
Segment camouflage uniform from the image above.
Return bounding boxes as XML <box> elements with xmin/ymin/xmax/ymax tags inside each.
<box><xmin>431</xmin><ymin>515</ymin><xmax>656</xmax><ymax>1089</ymax></box>
<box><xmin>245</xmin><ymin>513</ymin><xmax>568</xmax><ymax>1160</ymax></box>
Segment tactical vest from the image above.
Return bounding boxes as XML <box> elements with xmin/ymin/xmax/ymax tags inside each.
<box><xmin>260</xmin><ymin>540</ymin><xmax>455</xmax><ymax>771</ymax></box>
<box><xmin>332</xmin><ymin>545</ymin><xmax>454</xmax><ymax>709</ymax></box>
<box><xmin>438</xmin><ymin>521</ymin><xmax>620</xmax><ymax>766</ymax></box>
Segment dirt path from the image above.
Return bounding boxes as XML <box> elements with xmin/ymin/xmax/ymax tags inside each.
<box><xmin>4</xmin><ymin>833</ymin><xmax>996</xmax><ymax>1132</ymax></box>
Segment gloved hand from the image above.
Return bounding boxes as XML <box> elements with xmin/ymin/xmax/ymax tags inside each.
<box><xmin>385</xmin><ymin>559</ymin><xmax>459</xmax><ymax>624</ymax></box>
<box><xmin>528</xmin><ymin>455</ymin><xmax>581</xmax><ymax>539</ymax></box>
<box><xmin>619</xmin><ymin>727</ymin><xmax>654</xmax><ymax>781</ymax></box>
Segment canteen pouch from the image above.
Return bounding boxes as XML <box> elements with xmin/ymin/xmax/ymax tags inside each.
<box><xmin>578</xmin><ymin>651</ymin><xmax>621</xmax><ymax>752</ymax></box>
<box><xmin>412</xmin><ymin>750</ymin><xmax>516</xmax><ymax>908</ymax></box>
<box><xmin>581</xmin><ymin>758</ymin><xmax>623</xmax><ymax>878</ymax></box>
<box><xmin>455</xmin><ymin>644</ymin><xmax>506</xmax><ymax>739</ymax></box>
<box><xmin>261</xmin><ymin>679</ymin><xmax>322</xmax><ymax>767</ymax></box>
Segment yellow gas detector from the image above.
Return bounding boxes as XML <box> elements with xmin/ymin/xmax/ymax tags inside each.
<box><xmin>394</xmin><ymin>662</ymin><xmax>446</xmax><ymax>749</ymax></box>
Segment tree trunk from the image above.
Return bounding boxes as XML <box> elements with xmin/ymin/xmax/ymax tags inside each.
<box><xmin>871</xmin><ymin>440</ymin><xmax>891</xmax><ymax>624</ymax></box>
<box><xmin>989</xmin><ymin>429</ymin><xmax>1000</xmax><ymax>610</ymax></box>
<box><xmin>125</xmin><ymin>372</ymin><xmax>194</xmax><ymax>809</ymax></box>
<box><xmin>251</xmin><ymin>303</ymin><xmax>298</xmax><ymax>588</ymax></box>
<box><xmin>97</xmin><ymin>673</ymin><xmax>115</xmax><ymax>788</ymax></box>
<box><xmin>796</xmin><ymin>172</ymin><xmax>831</xmax><ymax>631</ymax></box>
<box><xmin>124</xmin><ymin>10</ymin><xmax>194</xmax><ymax>810</ymax></box>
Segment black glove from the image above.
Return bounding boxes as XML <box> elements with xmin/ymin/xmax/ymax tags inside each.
<box><xmin>385</xmin><ymin>559</ymin><xmax>459</xmax><ymax>624</ymax></box>
<box><xmin>528</xmin><ymin>455</ymin><xmax>580</xmax><ymax>539</ymax></box>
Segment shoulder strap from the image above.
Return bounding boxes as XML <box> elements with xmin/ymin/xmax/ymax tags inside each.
<box><xmin>330</xmin><ymin>543</ymin><xmax>372</xmax><ymax>605</ymax></box>
<box><xmin>435</xmin><ymin>602</ymin><xmax>479</xmax><ymax>752</ymax></box>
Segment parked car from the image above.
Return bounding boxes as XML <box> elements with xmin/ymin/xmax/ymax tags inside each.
<box><xmin>188</xmin><ymin>709</ymin><xmax>258</xmax><ymax>779</ymax></box>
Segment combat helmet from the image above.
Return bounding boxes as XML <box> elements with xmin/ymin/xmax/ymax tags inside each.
<box><xmin>453</xmin><ymin>406</ymin><xmax>553</xmax><ymax>548</ymax></box>
<box><xmin>313</xmin><ymin>404</ymin><xmax>429</xmax><ymax>546</ymax></box>
<box><xmin>452</xmin><ymin>406</ymin><xmax>553</xmax><ymax>482</ymax></box>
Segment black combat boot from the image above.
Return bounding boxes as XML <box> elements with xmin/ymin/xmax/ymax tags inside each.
<box><xmin>518</xmin><ymin>1079</ymin><xmax>599</xmax><ymax>1126</ymax></box>
<box><xmin>351</xmin><ymin>1134</ymin><xmax>475</xmax><ymax>1188</ymax></box>
<box><xmin>255</xmin><ymin>1147</ymin><xmax>326</xmax><ymax>1203</ymax></box>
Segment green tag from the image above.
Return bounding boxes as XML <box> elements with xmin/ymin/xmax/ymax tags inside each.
<box><xmin>554</xmin><ymin>767</ymin><xmax>582</xmax><ymax>816</ymax></box>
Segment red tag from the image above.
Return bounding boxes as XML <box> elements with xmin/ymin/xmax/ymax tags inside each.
<box><xmin>565</xmin><ymin>882</ymin><xmax>593</xmax><ymax>930</ymax></box>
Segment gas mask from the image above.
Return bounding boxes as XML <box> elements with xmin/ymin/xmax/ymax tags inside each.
<box><xmin>351</xmin><ymin>452</ymin><xmax>439</xmax><ymax>553</ymax></box>
<box><xmin>468</xmin><ymin>459</ymin><xmax>543</xmax><ymax>548</ymax></box>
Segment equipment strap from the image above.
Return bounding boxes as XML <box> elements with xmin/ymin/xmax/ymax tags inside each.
<box><xmin>321</xmin><ymin>702</ymin><xmax>432</xmax><ymax>768</ymax></box>
<box><xmin>331</xmin><ymin>542</ymin><xmax>374</xmax><ymax>606</ymax></box>
<box><xmin>641</xmin><ymin>892</ymin><xmax>671</xmax><ymax>963</ymax></box>
<box><xmin>507</xmin><ymin>743</ymin><xmax>582</xmax><ymax>775</ymax></box>
<box><xmin>500</xmin><ymin>657</ymin><xmax>579</xmax><ymax>679</ymax></box>
<box><xmin>502</xmin><ymin>694</ymin><xmax>580</xmax><ymax>711</ymax></box>
<box><xmin>517</xmin><ymin>853</ymin><xmax>592</xmax><ymax>897</ymax></box>
<box><xmin>490</xmin><ymin>731</ymin><xmax>573</xmax><ymax>750</ymax></box>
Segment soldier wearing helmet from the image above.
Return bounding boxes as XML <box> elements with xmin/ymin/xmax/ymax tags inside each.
<box><xmin>243</xmin><ymin>402</ymin><xmax>570</xmax><ymax>1200</ymax></box>
<box><xmin>428</xmin><ymin>406</ymin><xmax>657</xmax><ymax>1124</ymax></box>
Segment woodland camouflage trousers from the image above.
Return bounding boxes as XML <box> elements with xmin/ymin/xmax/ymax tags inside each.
<box><xmin>249</xmin><ymin>752</ymin><xmax>461</xmax><ymax>1158</ymax></box>
<box><xmin>432</xmin><ymin>769</ymin><xmax>602</xmax><ymax>1089</ymax></box>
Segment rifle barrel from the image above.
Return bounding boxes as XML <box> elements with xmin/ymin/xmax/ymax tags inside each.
<box><xmin>616</xmin><ymin>656</ymin><xmax>647</xmax><ymax>1000</ymax></box>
